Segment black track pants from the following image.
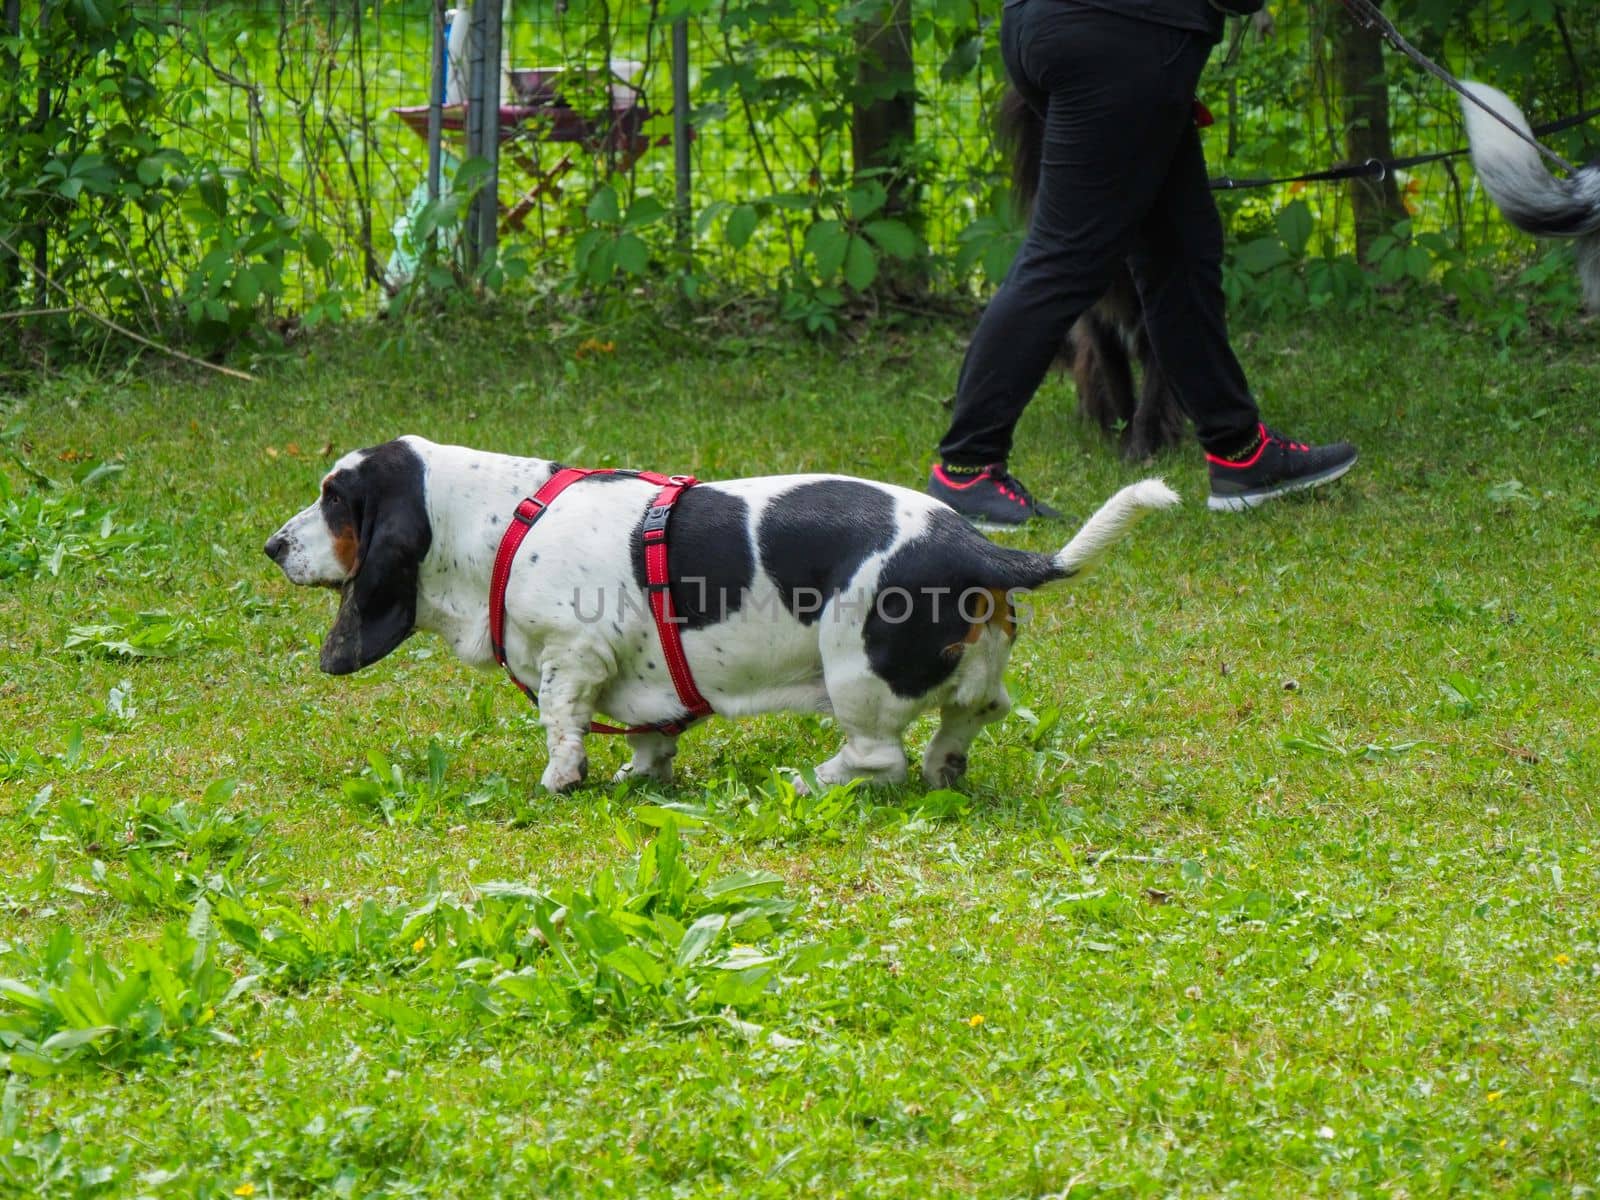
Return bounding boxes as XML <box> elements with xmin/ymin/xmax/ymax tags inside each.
<box><xmin>938</xmin><ymin>0</ymin><xmax>1260</xmax><ymax>465</ymax></box>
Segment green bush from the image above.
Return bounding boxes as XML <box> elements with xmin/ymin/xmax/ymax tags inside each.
<box><xmin>0</xmin><ymin>903</ymin><xmax>254</xmax><ymax>1075</ymax></box>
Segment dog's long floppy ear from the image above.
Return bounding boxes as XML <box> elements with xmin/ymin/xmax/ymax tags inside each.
<box><xmin>321</xmin><ymin>440</ymin><xmax>432</xmax><ymax>675</ymax></box>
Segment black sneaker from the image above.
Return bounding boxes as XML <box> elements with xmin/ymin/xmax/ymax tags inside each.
<box><xmin>1206</xmin><ymin>424</ymin><xmax>1358</xmax><ymax>512</ymax></box>
<box><xmin>928</xmin><ymin>462</ymin><xmax>1061</xmax><ymax>528</ymax></box>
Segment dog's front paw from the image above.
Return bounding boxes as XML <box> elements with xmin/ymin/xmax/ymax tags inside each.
<box><xmin>540</xmin><ymin>755</ymin><xmax>589</xmax><ymax>794</ymax></box>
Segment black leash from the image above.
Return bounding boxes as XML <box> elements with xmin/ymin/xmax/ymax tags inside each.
<box><xmin>1336</xmin><ymin>0</ymin><xmax>1580</xmax><ymax>176</ymax></box>
<box><xmin>1209</xmin><ymin>102</ymin><xmax>1600</xmax><ymax>193</ymax></box>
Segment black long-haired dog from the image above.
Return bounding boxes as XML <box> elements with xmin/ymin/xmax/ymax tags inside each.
<box><xmin>1460</xmin><ymin>81</ymin><xmax>1600</xmax><ymax>312</ymax></box>
<box><xmin>998</xmin><ymin>87</ymin><xmax>1187</xmax><ymax>461</ymax></box>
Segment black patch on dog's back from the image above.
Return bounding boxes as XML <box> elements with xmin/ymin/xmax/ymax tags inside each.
<box><xmin>757</xmin><ymin>480</ymin><xmax>897</xmax><ymax>625</ymax></box>
<box><xmin>628</xmin><ymin>486</ymin><xmax>754</xmax><ymax>630</ymax></box>
<box><xmin>865</xmin><ymin>507</ymin><xmax>1062</xmax><ymax>698</ymax></box>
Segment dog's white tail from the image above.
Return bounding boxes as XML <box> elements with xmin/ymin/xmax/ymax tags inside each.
<box><xmin>1053</xmin><ymin>479</ymin><xmax>1180</xmax><ymax>578</ymax></box>
<box><xmin>1461</xmin><ymin>80</ymin><xmax>1600</xmax><ymax>310</ymax></box>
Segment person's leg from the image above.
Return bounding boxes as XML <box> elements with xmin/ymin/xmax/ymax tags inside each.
<box><xmin>1123</xmin><ymin>45</ymin><xmax>1358</xmax><ymax>510</ymax></box>
<box><xmin>934</xmin><ymin>7</ymin><xmax>1199</xmax><ymax>485</ymax></box>
<box><xmin>1126</xmin><ymin>118</ymin><xmax>1261</xmax><ymax>454</ymax></box>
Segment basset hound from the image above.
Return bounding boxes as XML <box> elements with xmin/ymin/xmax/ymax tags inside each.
<box><xmin>266</xmin><ymin>437</ymin><xmax>1176</xmax><ymax>793</ymax></box>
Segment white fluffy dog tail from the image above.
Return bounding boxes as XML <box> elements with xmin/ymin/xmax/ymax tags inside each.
<box><xmin>1460</xmin><ymin>80</ymin><xmax>1600</xmax><ymax>310</ymax></box>
<box><xmin>1052</xmin><ymin>479</ymin><xmax>1180</xmax><ymax>579</ymax></box>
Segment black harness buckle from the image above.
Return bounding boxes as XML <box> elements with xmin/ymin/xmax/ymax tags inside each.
<box><xmin>641</xmin><ymin>504</ymin><xmax>673</xmax><ymax>541</ymax></box>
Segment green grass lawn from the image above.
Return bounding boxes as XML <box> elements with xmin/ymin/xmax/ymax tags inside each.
<box><xmin>2</xmin><ymin>308</ymin><xmax>1598</xmax><ymax>1198</ymax></box>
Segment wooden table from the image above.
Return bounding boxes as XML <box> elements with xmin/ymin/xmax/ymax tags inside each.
<box><xmin>392</xmin><ymin>93</ymin><xmax>664</xmax><ymax>233</ymax></box>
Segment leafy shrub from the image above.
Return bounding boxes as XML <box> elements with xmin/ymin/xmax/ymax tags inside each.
<box><xmin>339</xmin><ymin>740</ymin><xmax>510</xmax><ymax>827</ymax></box>
<box><xmin>0</xmin><ymin>1</ymin><xmax>350</xmax><ymax>371</ymax></box>
<box><xmin>0</xmin><ymin>902</ymin><xmax>255</xmax><ymax>1075</ymax></box>
<box><xmin>0</xmin><ymin>458</ymin><xmax>158</xmax><ymax>581</ymax></box>
<box><xmin>479</xmin><ymin>818</ymin><xmax>802</xmax><ymax>1026</ymax></box>
<box><xmin>1220</xmin><ymin>204</ymin><xmax>1582</xmax><ymax>340</ymax></box>
<box><xmin>215</xmin><ymin>819</ymin><xmax>832</xmax><ymax>1034</ymax></box>
<box><xmin>63</xmin><ymin>609</ymin><xmax>235</xmax><ymax>660</ymax></box>
<box><xmin>574</xmin><ymin>184</ymin><xmax>673</xmax><ymax>287</ymax></box>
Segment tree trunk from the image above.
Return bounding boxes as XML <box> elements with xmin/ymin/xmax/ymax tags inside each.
<box><xmin>1333</xmin><ymin>0</ymin><xmax>1408</xmax><ymax>260</ymax></box>
<box><xmin>852</xmin><ymin>0</ymin><xmax>916</xmax><ymax>221</ymax></box>
<box><xmin>0</xmin><ymin>0</ymin><xmax>21</xmax><ymax>312</ymax></box>
<box><xmin>851</xmin><ymin>0</ymin><xmax>919</xmax><ymax>293</ymax></box>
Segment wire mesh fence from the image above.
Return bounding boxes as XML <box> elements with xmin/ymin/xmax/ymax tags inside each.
<box><xmin>16</xmin><ymin>1</ymin><xmax>1600</xmax><ymax>328</ymax></box>
<box><xmin>129</xmin><ymin>0</ymin><xmax>1018</xmax><ymax>305</ymax></box>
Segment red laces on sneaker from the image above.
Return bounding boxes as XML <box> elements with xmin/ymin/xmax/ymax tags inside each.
<box><xmin>934</xmin><ymin>463</ymin><xmax>1038</xmax><ymax>510</ymax></box>
<box><xmin>1264</xmin><ymin>428</ymin><xmax>1310</xmax><ymax>452</ymax></box>
<box><xmin>985</xmin><ymin>465</ymin><xmax>1033</xmax><ymax>507</ymax></box>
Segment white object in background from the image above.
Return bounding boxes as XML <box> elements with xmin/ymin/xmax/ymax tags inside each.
<box><xmin>445</xmin><ymin>8</ymin><xmax>469</xmax><ymax>105</ymax></box>
<box><xmin>503</xmin><ymin>0</ymin><xmax>513</xmax><ymax>77</ymax></box>
<box><xmin>609</xmin><ymin>58</ymin><xmax>645</xmax><ymax>107</ymax></box>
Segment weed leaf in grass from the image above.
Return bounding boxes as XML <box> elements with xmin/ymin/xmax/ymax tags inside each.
<box><xmin>65</xmin><ymin>609</ymin><xmax>236</xmax><ymax>660</ymax></box>
<box><xmin>0</xmin><ymin>463</ymin><xmax>160</xmax><ymax>580</ymax></box>
<box><xmin>339</xmin><ymin>741</ymin><xmax>510</xmax><ymax>827</ymax></box>
<box><xmin>1487</xmin><ymin>478</ymin><xmax>1538</xmax><ymax>507</ymax></box>
<box><xmin>675</xmin><ymin>913</ymin><xmax>727</xmax><ymax>968</ymax></box>
<box><xmin>349</xmin><ymin>991</ymin><xmax>451</xmax><ymax>1040</ymax></box>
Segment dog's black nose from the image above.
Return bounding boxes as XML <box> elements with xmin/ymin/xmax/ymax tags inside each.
<box><xmin>264</xmin><ymin>533</ymin><xmax>287</xmax><ymax>563</ymax></box>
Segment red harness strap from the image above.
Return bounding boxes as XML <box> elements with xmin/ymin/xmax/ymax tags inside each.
<box><xmin>488</xmin><ymin>466</ymin><xmax>712</xmax><ymax>737</ymax></box>
<box><xmin>638</xmin><ymin>476</ymin><xmax>715</xmax><ymax>727</ymax></box>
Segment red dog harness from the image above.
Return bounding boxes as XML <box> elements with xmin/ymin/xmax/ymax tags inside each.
<box><xmin>488</xmin><ymin>467</ymin><xmax>714</xmax><ymax>736</ymax></box>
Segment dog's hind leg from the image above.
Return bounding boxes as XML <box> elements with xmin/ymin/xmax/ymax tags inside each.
<box><xmin>922</xmin><ymin>628</ymin><xmax>1013</xmax><ymax>787</ymax></box>
<box><xmin>614</xmin><ymin>730</ymin><xmax>679</xmax><ymax>785</ymax></box>
<box><xmin>814</xmin><ymin>731</ymin><xmax>910</xmax><ymax>788</ymax></box>
<box><xmin>813</xmin><ymin>676</ymin><xmax>918</xmax><ymax>789</ymax></box>
<box><xmin>922</xmin><ymin>687</ymin><xmax>1011</xmax><ymax>788</ymax></box>
<box><xmin>535</xmin><ymin>652</ymin><xmax>605</xmax><ymax>793</ymax></box>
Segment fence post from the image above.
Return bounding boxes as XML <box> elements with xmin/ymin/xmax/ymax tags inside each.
<box><xmin>427</xmin><ymin>0</ymin><xmax>445</xmax><ymax>206</ymax></box>
<box><xmin>31</xmin><ymin>4</ymin><xmax>49</xmax><ymax>306</ymax></box>
<box><xmin>671</xmin><ymin>18</ymin><xmax>692</xmax><ymax>254</ymax></box>
<box><xmin>464</xmin><ymin>0</ymin><xmax>501</xmax><ymax>270</ymax></box>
